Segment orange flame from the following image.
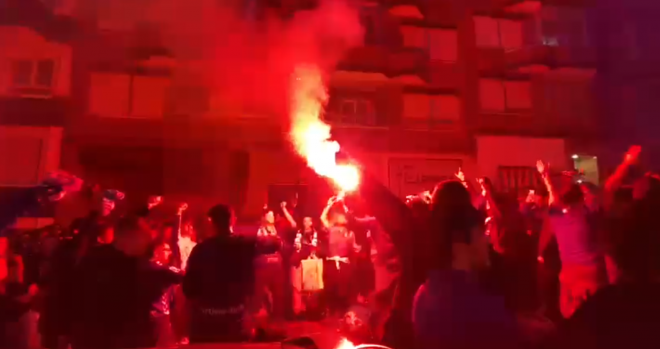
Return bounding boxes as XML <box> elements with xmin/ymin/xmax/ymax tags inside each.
<box><xmin>289</xmin><ymin>65</ymin><xmax>359</xmax><ymax>192</ymax></box>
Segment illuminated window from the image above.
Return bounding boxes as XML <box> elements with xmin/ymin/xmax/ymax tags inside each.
<box><xmin>474</xmin><ymin>16</ymin><xmax>500</xmax><ymax>47</ymax></box>
<box><xmin>428</xmin><ymin>29</ymin><xmax>457</xmax><ymax>62</ymax></box>
<box><xmin>431</xmin><ymin>95</ymin><xmax>460</xmax><ymax>122</ymax></box>
<box><xmin>402</xmin><ymin>94</ymin><xmax>431</xmax><ymax>120</ymax></box>
<box><xmin>402</xmin><ymin>94</ymin><xmax>459</xmax><ymax>128</ymax></box>
<box><xmin>400</xmin><ymin>25</ymin><xmax>426</xmax><ymax>48</ymax></box>
<box><xmin>479</xmin><ymin>79</ymin><xmax>532</xmax><ymax>112</ymax></box>
<box><xmin>474</xmin><ymin>16</ymin><xmax>523</xmax><ymax>50</ymax></box>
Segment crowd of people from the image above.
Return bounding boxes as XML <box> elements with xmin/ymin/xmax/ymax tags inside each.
<box><xmin>1</xmin><ymin>145</ymin><xmax>659</xmax><ymax>349</ymax></box>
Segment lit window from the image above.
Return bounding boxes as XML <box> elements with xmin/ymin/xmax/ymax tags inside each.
<box><xmin>474</xmin><ymin>16</ymin><xmax>522</xmax><ymax>50</ymax></box>
<box><xmin>474</xmin><ymin>16</ymin><xmax>500</xmax><ymax>47</ymax></box>
<box><xmin>428</xmin><ymin>29</ymin><xmax>457</xmax><ymax>62</ymax></box>
<box><xmin>479</xmin><ymin>79</ymin><xmax>531</xmax><ymax>111</ymax></box>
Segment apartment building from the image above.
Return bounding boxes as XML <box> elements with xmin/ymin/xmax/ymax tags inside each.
<box><xmin>469</xmin><ymin>0</ymin><xmax>599</xmax><ymax>190</ymax></box>
<box><xmin>0</xmin><ymin>0</ymin><xmax>600</xmax><ymax>219</ymax></box>
<box><xmin>0</xmin><ymin>13</ymin><xmax>70</xmax><ymax>228</ymax></box>
<box><xmin>325</xmin><ymin>0</ymin><xmax>599</xmax><ymax>195</ymax></box>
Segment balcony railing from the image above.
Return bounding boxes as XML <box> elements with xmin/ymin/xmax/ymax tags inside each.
<box><xmin>475</xmin><ymin>105</ymin><xmax>596</xmax><ymax>137</ymax></box>
<box><xmin>506</xmin><ymin>44</ymin><xmax>595</xmax><ymax>68</ymax></box>
<box><xmin>0</xmin><ymin>97</ymin><xmax>70</xmax><ymax>127</ymax></box>
<box><xmin>501</xmin><ymin>0</ymin><xmax>596</xmax><ymax>15</ymax></box>
<box><xmin>478</xmin><ymin>44</ymin><xmax>596</xmax><ymax>75</ymax></box>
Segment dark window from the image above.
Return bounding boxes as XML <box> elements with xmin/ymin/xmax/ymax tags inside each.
<box><xmin>11</xmin><ymin>60</ymin><xmax>33</xmax><ymax>86</ymax></box>
<box><xmin>330</xmin><ymin>98</ymin><xmax>376</xmax><ymax>126</ymax></box>
<box><xmin>35</xmin><ymin>60</ymin><xmax>55</xmax><ymax>87</ymax></box>
<box><xmin>360</xmin><ymin>10</ymin><xmax>378</xmax><ymax>46</ymax></box>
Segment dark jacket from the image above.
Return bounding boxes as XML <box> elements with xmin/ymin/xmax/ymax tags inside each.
<box><xmin>70</xmin><ymin>245</ymin><xmax>179</xmax><ymax>349</ymax></box>
<box><xmin>549</xmin><ymin>282</ymin><xmax>660</xmax><ymax>349</ymax></box>
<box><xmin>182</xmin><ymin>234</ymin><xmax>257</xmax><ymax>343</ymax></box>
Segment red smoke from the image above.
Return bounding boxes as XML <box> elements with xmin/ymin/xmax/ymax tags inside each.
<box><xmin>204</xmin><ymin>0</ymin><xmax>365</xmax><ymax>119</ymax></box>
<box><xmin>72</xmin><ymin>0</ymin><xmax>364</xmax><ymax>121</ymax></box>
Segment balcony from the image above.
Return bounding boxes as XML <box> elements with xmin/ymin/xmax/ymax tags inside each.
<box><xmin>0</xmin><ymin>0</ymin><xmax>77</xmax><ymax>43</ymax></box>
<box><xmin>474</xmin><ymin>111</ymin><xmax>595</xmax><ymax>138</ymax></box>
<box><xmin>474</xmin><ymin>14</ymin><xmax>596</xmax><ymax>76</ymax></box>
<box><xmin>338</xmin><ymin>46</ymin><xmax>430</xmax><ymax>80</ymax></box>
<box><xmin>474</xmin><ymin>76</ymin><xmax>596</xmax><ymax>138</ymax></box>
<box><xmin>0</xmin><ymin>97</ymin><xmax>71</xmax><ymax>127</ymax></box>
<box><xmin>481</xmin><ymin>44</ymin><xmax>596</xmax><ymax>76</ymax></box>
<box><xmin>0</xmin><ymin>187</ymin><xmax>55</xmax><ymax>218</ymax></box>
<box><xmin>333</xmin><ymin>126</ymin><xmax>471</xmax><ymax>154</ymax></box>
<box><xmin>500</xmin><ymin>0</ymin><xmax>595</xmax><ymax>15</ymax></box>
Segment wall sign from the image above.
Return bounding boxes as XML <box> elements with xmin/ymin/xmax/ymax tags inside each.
<box><xmin>388</xmin><ymin>158</ymin><xmax>462</xmax><ymax>198</ymax></box>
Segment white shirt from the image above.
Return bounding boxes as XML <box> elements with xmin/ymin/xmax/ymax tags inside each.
<box><xmin>178</xmin><ymin>237</ymin><xmax>197</xmax><ymax>271</ymax></box>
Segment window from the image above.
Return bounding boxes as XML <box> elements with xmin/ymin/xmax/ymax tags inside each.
<box><xmin>326</xmin><ymin>97</ymin><xmax>376</xmax><ymax>126</ymax></box>
<box><xmin>11</xmin><ymin>61</ymin><xmax>33</xmax><ymax>86</ymax></box>
<box><xmin>402</xmin><ymin>94</ymin><xmax>431</xmax><ymax>119</ymax></box>
<box><xmin>361</xmin><ymin>13</ymin><xmax>378</xmax><ymax>46</ymax></box>
<box><xmin>479</xmin><ymin>79</ymin><xmax>532</xmax><ymax>112</ymax></box>
<box><xmin>431</xmin><ymin>95</ymin><xmax>460</xmax><ymax>122</ymax></box>
<box><xmin>131</xmin><ymin>76</ymin><xmax>170</xmax><ymax>118</ymax></box>
<box><xmin>540</xmin><ymin>7</ymin><xmax>588</xmax><ymax>48</ymax></box>
<box><xmin>403</xmin><ymin>94</ymin><xmax>459</xmax><ymax>127</ymax></box>
<box><xmin>474</xmin><ymin>16</ymin><xmax>500</xmax><ymax>47</ymax></box>
<box><xmin>428</xmin><ymin>29</ymin><xmax>457</xmax><ymax>62</ymax></box>
<box><xmin>400</xmin><ymin>25</ymin><xmax>426</xmax><ymax>48</ymax></box>
<box><xmin>474</xmin><ymin>16</ymin><xmax>523</xmax><ymax>51</ymax></box>
<box><xmin>166</xmin><ymin>86</ymin><xmax>211</xmax><ymax>116</ymax></box>
<box><xmin>88</xmin><ymin>73</ymin><xmax>131</xmax><ymax>118</ymax></box>
<box><xmin>499</xmin><ymin>20</ymin><xmax>523</xmax><ymax>51</ymax></box>
<box><xmin>542</xmin><ymin>77</ymin><xmax>591</xmax><ymax>120</ymax></box>
<box><xmin>479</xmin><ymin>79</ymin><xmax>506</xmax><ymax>111</ymax></box>
<box><xmin>10</xmin><ymin>59</ymin><xmax>56</xmax><ymax>95</ymax></box>
<box><xmin>504</xmin><ymin>81</ymin><xmax>532</xmax><ymax>109</ymax></box>
<box><xmin>35</xmin><ymin>60</ymin><xmax>55</xmax><ymax>87</ymax></box>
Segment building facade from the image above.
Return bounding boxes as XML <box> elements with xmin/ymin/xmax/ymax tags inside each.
<box><xmin>0</xmin><ymin>19</ymin><xmax>69</xmax><ymax>228</ymax></box>
<box><xmin>1</xmin><ymin>0</ymin><xmax>599</xmax><ymax>220</ymax></box>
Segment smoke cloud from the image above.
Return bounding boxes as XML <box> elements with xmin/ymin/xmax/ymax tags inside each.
<box><xmin>69</xmin><ymin>0</ymin><xmax>364</xmax><ymax>120</ymax></box>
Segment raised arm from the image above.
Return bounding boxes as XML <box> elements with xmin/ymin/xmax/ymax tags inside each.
<box><xmin>280</xmin><ymin>202</ymin><xmax>297</xmax><ymax>229</ymax></box>
<box><xmin>478</xmin><ymin>178</ymin><xmax>501</xmax><ymax>219</ymax></box>
<box><xmin>537</xmin><ymin>160</ymin><xmax>558</xmax><ymax>207</ymax></box>
<box><xmin>455</xmin><ymin>167</ymin><xmax>477</xmax><ymax>196</ymax></box>
<box><xmin>320</xmin><ymin>196</ymin><xmax>336</xmax><ymax>229</ymax></box>
<box><xmin>1</xmin><ymin>172</ymin><xmax>82</xmax><ymax>232</ymax></box>
<box><xmin>604</xmin><ymin>146</ymin><xmax>640</xmax><ymax>208</ymax></box>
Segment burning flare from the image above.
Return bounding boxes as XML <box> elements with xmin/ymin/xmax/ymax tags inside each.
<box><xmin>335</xmin><ymin>338</ymin><xmax>393</xmax><ymax>349</ymax></box>
<box><xmin>289</xmin><ymin>65</ymin><xmax>359</xmax><ymax>192</ymax></box>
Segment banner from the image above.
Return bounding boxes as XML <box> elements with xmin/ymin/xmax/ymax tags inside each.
<box><xmin>497</xmin><ymin>166</ymin><xmax>541</xmax><ymax>194</ymax></box>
